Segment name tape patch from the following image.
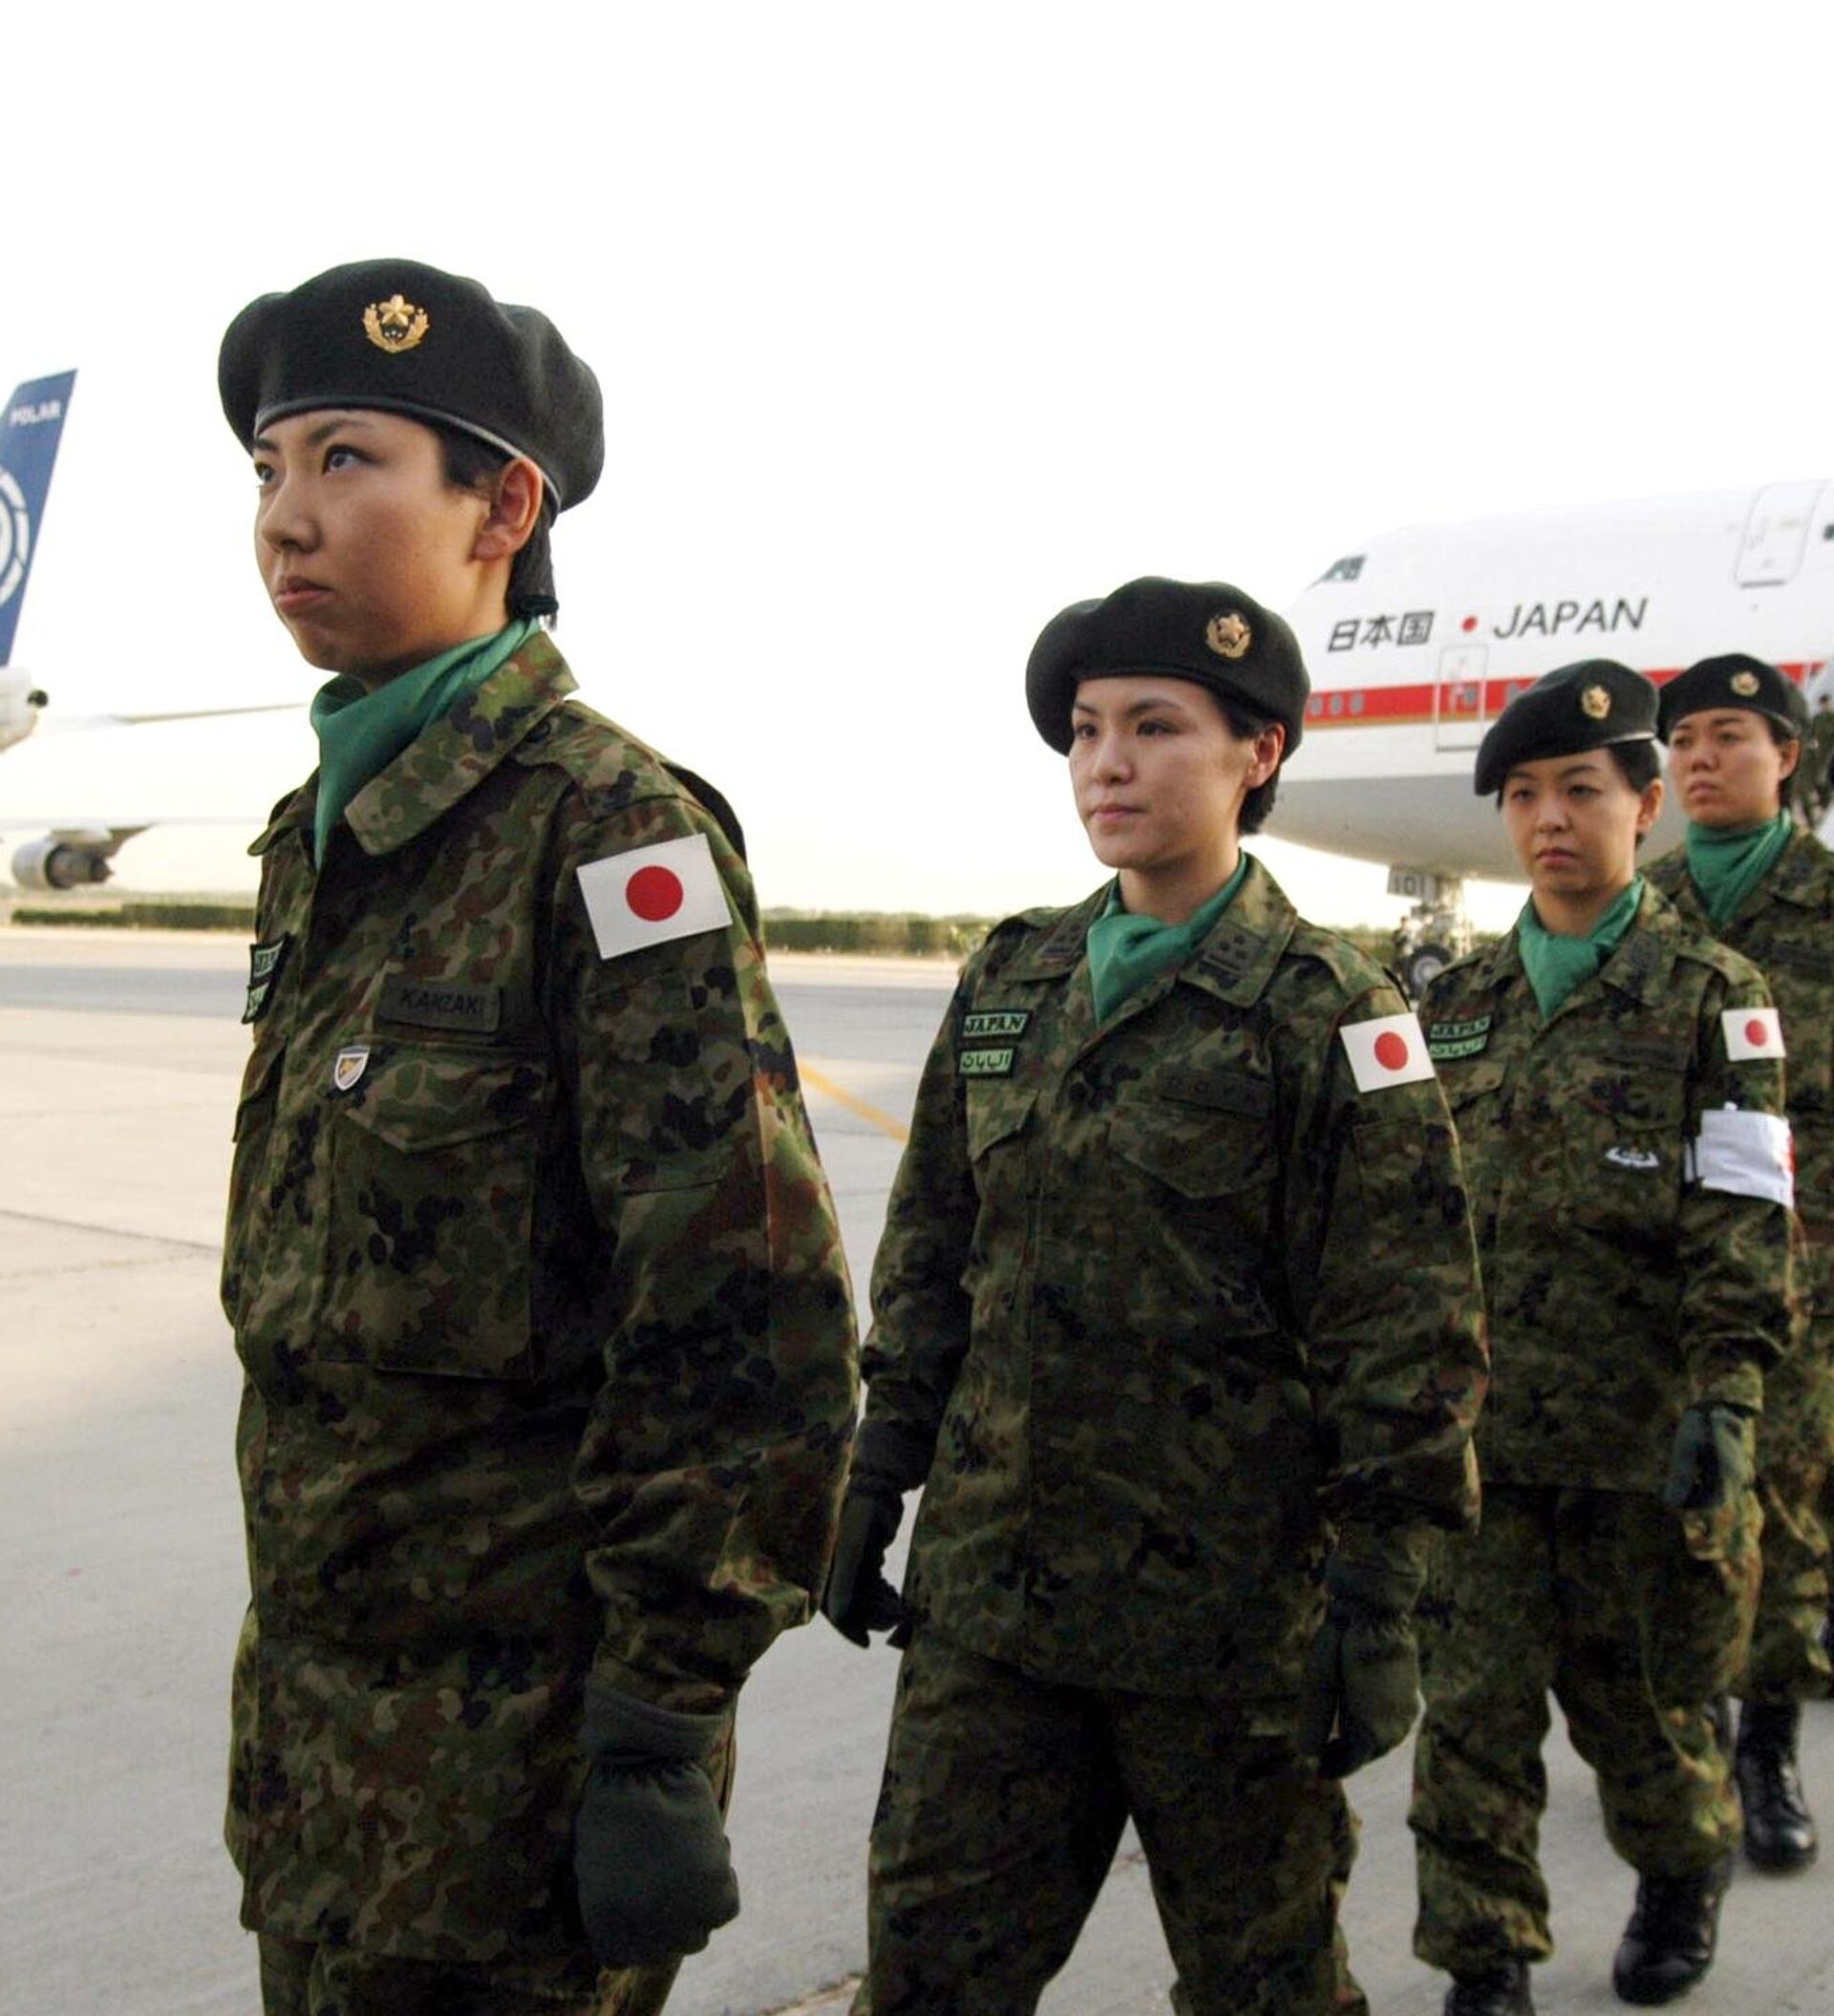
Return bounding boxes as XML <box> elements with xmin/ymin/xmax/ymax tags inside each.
<box><xmin>962</xmin><ymin>1009</ymin><xmax>1031</xmax><ymax>1041</ymax></box>
<box><xmin>377</xmin><ymin>975</ymin><xmax>502</xmax><ymax>1035</ymax></box>
<box><xmin>1427</xmin><ymin>1013</ymin><xmax>1491</xmax><ymax>1061</ymax></box>
<box><xmin>243</xmin><ymin>936</ymin><xmax>291</xmax><ymax>1025</ymax></box>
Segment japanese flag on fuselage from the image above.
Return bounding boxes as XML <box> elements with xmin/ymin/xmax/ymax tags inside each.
<box><xmin>1722</xmin><ymin>1007</ymin><xmax>1786</xmax><ymax>1062</ymax></box>
<box><xmin>1340</xmin><ymin>1010</ymin><xmax>1437</xmax><ymax>1092</ymax></box>
<box><xmin>578</xmin><ymin>833</ymin><xmax>732</xmax><ymax>960</ymax></box>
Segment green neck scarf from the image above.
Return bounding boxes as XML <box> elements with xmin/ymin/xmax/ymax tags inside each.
<box><xmin>1516</xmin><ymin>876</ymin><xmax>1643</xmax><ymax>1020</ymax></box>
<box><xmin>308</xmin><ymin>618</ymin><xmax>535</xmax><ymax>865</ymax></box>
<box><xmin>1684</xmin><ymin>810</ymin><xmax>1792</xmax><ymax>927</ymax></box>
<box><xmin>1086</xmin><ymin>859</ymin><xmax>1249</xmax><ymax>1022</ymax></box>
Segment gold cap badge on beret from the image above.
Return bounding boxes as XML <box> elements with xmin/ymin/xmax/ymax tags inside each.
<box><xmin>362</xmin><ymin>293</ymin><xmax>430</xmax><ymax>355</ymax></box>
<box><xmin>1581</xmin><ymin>684</ymin><xmax>1611</xmax><ymax>721</ymax></box>
<box><xmin>1730</xmin><ymin>668</ymin><xmax>1760</xmax><ymax>696</ymax></box>
<box><xmin>1206</xmin><ymin>611</ymin><xmax>1251</xmax><ymax>660</ymax></box>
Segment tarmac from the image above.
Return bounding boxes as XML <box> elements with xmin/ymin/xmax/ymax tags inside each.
<box><xmin>2</xmin><ymin>925</ymin><xmax>1832</xmax><ymax>2016</ymax></box>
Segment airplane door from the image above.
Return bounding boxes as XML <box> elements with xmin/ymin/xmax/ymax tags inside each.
<box><xmin>1436</xmin><ymin>645</ymin><xmax>1488</xmax><ymax>750</ymax></box>
<box><xmin>1737</xmin><ymin>480</ymin><xmax>1824</xmax><ymax>586</ymax></box>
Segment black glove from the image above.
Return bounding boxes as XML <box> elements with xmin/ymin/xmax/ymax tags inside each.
<box><xmin>821</xmin><ymin>1479</ymin><xmax>909</xmax><ymax>1647</ymax></box>
<box><xmin>573</xmin><ymin>1682</ymin><xmax>738</xmax><ymax>1968</ymax></box>
<box><xmin>1663</xmin><ymin>1401</ymin><xmax>1757</xmax><ymax>1514</ymax></box>
<box><xmin>1297</xmin><ymin>1548</ymin><xmax>1423</xmax><ymax>1781</ymax></box>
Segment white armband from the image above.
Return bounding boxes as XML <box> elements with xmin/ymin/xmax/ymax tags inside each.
<box><xmin>1686</xmin><ymin>1105</ymin><xmax>1795</xmax><ymax>1208</ymax></box>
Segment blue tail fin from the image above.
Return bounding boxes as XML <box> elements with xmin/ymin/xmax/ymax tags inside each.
<box><xmin>0</xmin><ymin>371</ymin><xmax>77</xmax><ymax>667</ymax></box>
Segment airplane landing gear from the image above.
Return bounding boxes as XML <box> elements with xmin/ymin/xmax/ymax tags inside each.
<box><xmin>1387</xmin><ymin>868</ymin><xmax>1471</xmax><ymax>1001</ymax></box>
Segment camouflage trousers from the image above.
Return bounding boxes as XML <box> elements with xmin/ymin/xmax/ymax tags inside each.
<box><xmin>858</xmin><ymin>1625</ymin><xmax>1368</xmax><ymax>2016</ymax></box>
<box><xmin>1747</xmin><ymin>1313</ymin><xmax>1834</xmax><ymax>1702</ymax></box>
<box><xmin>1411</xmin><ymin>1481</ymin><xmax>1759</xmax><ymax>1974</ymax></box>
<box><xmin>256</xmin><ymin>1936</ymin><xmax>681</xmax><ymax>2016</ymax></box>
<box><xmin>253</xmin><ymin>1719</ymin><xmax>738</xmax><ymax>2016</ymax></box>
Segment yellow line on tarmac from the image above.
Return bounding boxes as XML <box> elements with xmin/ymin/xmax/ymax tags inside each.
<box><xmin>800</xmin><ymin>1062</ymin><xmax>910</xmax><ymax>1143</ymax></box>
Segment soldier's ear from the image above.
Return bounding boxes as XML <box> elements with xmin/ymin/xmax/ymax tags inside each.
<box><xmin>1634</xmin><ymin>775</ymin><xmax>1665</xmax><ymax>837</ymax></box>
<box><xmin>472</xmin><ymin>458</ymin><xmax>544</xmax><ymax>564</ymax></box>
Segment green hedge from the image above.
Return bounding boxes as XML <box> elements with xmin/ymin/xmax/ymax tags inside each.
<box><xmin>11</xmin><ymin>900</ymin><xmax>257</xmax><ymax>931</ymax></box>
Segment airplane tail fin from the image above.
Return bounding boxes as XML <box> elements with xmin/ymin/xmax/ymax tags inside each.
<box><xmin>0</xmin><ymin>371</ymin><xmax>77</xmax><ymax>667</ymax></box>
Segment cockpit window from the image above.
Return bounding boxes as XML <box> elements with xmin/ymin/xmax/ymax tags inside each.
<box><xmin>1317</xmin><ymin>555</ymin><xmax>1364</xmax><ymax>583</ymax></box>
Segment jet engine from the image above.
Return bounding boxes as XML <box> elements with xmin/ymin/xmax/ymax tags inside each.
<box><xmin>11</xmin><ymin>828</ymin><xmax>131</xmax><ymax>890</ymax></box>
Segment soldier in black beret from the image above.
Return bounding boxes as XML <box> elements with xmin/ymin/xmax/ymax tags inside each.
<box><xmin>1650</xmin><ymin>654</ymin><xmax>1833</xmax><ymax>1881</ymax></box>
<box><xmin>1471</xmin><ymin>658</ymin><xmax>1660</xmax><ymax>798</ymax></box>
<box><xmin>217</xmin><ymin>262</ymin><xmax>858</xmax><ymax>2016</ymax></box>
<box><xmin>1411</xmin><ymin>659</ymin><xmax>1796</xmax><ymax>2011</ymax></box>
<box><xmin>825</xmin><ymin>575</ymin><xmax>1487</xmax><ymax>2013</ymax></box>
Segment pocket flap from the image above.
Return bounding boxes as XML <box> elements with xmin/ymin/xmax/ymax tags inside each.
<box><xmin>338</xmin><ymin>1051</ymin><xmax>548</xmax><ymax>1154</ymax></box>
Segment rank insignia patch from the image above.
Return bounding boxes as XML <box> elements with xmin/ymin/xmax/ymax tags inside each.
<box><xmin>362</xmin><ymin>293</ymin><xmax>430</xmax><ymax>353</ymax></box>
<box><xmin>243</xmin><ymin>935</ymin><xmax>291</xmax><ymax>1025</ymax></box>
<box><xmin>958</xmin><ymin>1048</ymin><xmax>1016</xmax><ymax>1077</ymax></box>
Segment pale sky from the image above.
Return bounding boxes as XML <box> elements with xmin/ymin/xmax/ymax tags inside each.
<box><xmin>5</xmin><ymin>2</ymin><xmax>1831</xmax><ymax>932</ymax></box>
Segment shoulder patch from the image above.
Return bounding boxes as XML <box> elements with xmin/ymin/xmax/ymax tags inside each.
<box><xmin>1722</xmin><ymin>1007</ymin><xmax>1785</xmax><ymax>1061</ymax></box>
<box><xmin>577</xmin><ymin>833</ymin><xmax>731</xmax><ymax>960</ymax></box>
<box><xmin>1340</xmin><ymin>1011</ymin><xmax>1437</xmax><ymax>1092</ymax></box>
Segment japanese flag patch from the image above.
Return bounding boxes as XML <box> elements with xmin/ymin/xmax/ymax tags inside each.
<box><xmin>578</xmin><ymin>833</ymin><xmax>731</xmax><ymax>961</ymax></box>
<box><xmin>1340</xmin><ymin>1011</ymin><xmax>1437</xmax><ymax>1093</ymax></box>
<box><xmin>1722</xmin><ymin>1007</ymin><xmax>1786</xmax><ymax>1062</ymax></box>
<box><xmin>1689</xmin><ymin>1106</ymin><xmax>1795</xmax><ymax>1209</ymax></box>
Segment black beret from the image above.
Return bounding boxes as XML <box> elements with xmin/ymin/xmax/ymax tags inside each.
<box><xmin>1473</xmin><ymin>660</ymin><xmax>1657</xmax><ymax>796</ymax></box>
<box><xmin>1025</xmin><ymin>577</ymin><xmax>1309</xmax><ymax>755</ymax></box>
<box><xmin>1657</xmin><ymin>652</ymin><xmax>1809</xmax><ymax>741</ymax></box>
<box><xmin>219</xmin><ymin>258</ymin><xmax>603</xmax><ymax>511</ymax></box>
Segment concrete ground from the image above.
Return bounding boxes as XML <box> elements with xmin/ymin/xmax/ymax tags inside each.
<box><xmin>3</xmin><ymin>926</ymin><xmax>1832</xmax><ymax>2015</ymax></box>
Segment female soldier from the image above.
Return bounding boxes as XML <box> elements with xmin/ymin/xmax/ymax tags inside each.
<box><xmin>1407</xmin><ymin>663</ymin><xmax>1796</xmax><ymax>2016</ymax></box>
<box><xmin>1650</xmin><ymin>654</ymin><xmax>1831</xmax><ymax>1873</ymax></box>
<box><xmin>822</xmin><ymin>576</ymin><xmax>1487</xmax><ymax>2015</ymax></box>
<box><xmin>216</xmin><ymin>259</ymin><xmax>858</xmax><ymax>2016</ymax></box>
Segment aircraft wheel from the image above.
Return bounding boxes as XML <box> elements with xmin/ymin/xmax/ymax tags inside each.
<box><xmin>1403</xmin><ymin>943</ymin><xmax>1453</xmax><ymax>998</ymax></box>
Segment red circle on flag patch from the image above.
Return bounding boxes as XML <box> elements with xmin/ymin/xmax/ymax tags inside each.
<box><xmin>1746</xmin><ymin>1018</ymin><xmax>1770</xmax><ymax>1049</ymax></box>
<box><xmin>627</xmin><ymin>865</ymin><xmax>685</xmax><ymax>922</ymax></box>
<box><xmin>1375</xmin><ymin>1030</ymin><xmax>1409</xmax><ymax>1072</ymax></box>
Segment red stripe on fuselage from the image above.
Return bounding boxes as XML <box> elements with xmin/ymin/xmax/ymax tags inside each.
<box><xmin>1301</xmin><ymin>664</ymin><xmax>1818</xmax><ymax>728</ymax></box>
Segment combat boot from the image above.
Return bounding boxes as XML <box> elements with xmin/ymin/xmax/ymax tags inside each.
<box><xmin>1444</xmin><ymin>1958</ymin><xmax>1534</xmax><ymax>2013</ymax></box>
<box><xmin>1610</xmin><ymin>1857</ymin><xmax>1733</xmax><ymax>2005</ymax></box>
<box><xmin>1735</xmin><ymin>1700</ymin><xmax>1819</xmax><ymax>1871</ymax></box>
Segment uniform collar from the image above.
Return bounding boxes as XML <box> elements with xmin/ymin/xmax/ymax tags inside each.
<box><xmin>1007</xmin><ymin>852</ymin><xmax>1295</xmax><ymax>1008</ymax></box>
<box><xmin>248</xmin><ymin>631</ymin><xmax>579</xmax><ymax>861</ymax></box>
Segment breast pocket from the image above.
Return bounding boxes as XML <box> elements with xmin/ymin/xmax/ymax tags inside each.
<box><xmin>325</xmin><ymin>1049</ymin><xmax>549</xmax><ymax>1378</ymax></box>
<box><xmin>1568</xmin><ymin>1048</ymin><xmax>1686</xmax><ymax>1246</ymax></box>
<box><xmin>1106</xmin><ymin>1078</ymin><xmax>1280</xmax><ymax>1325</ymax></box>
<box><xmin>223</xmin><ymin>1038</ymin><xmax>284</xmax><ymax>1326</ymax></box>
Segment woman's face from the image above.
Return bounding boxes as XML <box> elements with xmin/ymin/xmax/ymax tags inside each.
<box><xmin>1069</xmin><ymin>676</ymin><xmax>1280</xmax><ymax>880</ymax></box>
<box><xmin>1500</xmin><ymin>750</ymin><xmax>1662</xmax><ymax>902</ymax></box>
<box><xmin>250</xmin><ymin>409</ymin><xmax>501</xmax><ymax>683</ymax></box>
<box><xmin>1665</xmin><ymin>707</ymin><xmax>1798</xmax><ymax>829</ymax></box>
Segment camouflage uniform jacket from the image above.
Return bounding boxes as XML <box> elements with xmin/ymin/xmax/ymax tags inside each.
<box><xmin>1649</xmin><ymin>828</ymin><xmax>1834</xmax><ymax>1309</ymax></box>
<box><xmin>222</xmin><ymin>631</ymin><xmax>858</xmax><ymax>1965</ymax></box>
<box><xmin>1418</xmin><ymin>882</ymin><xmax>1794</xmax><ymax>1495</ymax></box>
<box><xmin>858</xmin><ymin>857</ymin><xmax>1487</xmax><ymax>1699</ymax></box>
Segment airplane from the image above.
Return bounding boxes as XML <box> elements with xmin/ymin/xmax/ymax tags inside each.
<box><xmin>1</xmin><ymin>372</ymin><xmax>298</xmax><ymax>890</ymax></box>
<box><xmin>1279</xmin><ymin>480</ymin><xmax>1834</xmax><ymax>991</ymax></box>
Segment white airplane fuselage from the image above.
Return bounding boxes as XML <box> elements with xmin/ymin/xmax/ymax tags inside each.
<box><xmin>1279</xmin><ymin>479</ymin><xmax>1834</xmax><ymax>881</ymax></box>
<box><xmin>0</xmin><ymin>673</ymin><xmax>46</xmax><ymax>753</ymax></box>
